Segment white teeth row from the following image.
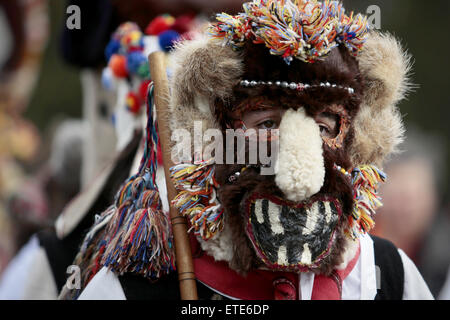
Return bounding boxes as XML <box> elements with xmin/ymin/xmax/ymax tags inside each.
<box><xmin>239</xmin><ymin>80</ymin><xmax>355</xmax><ymax>94</ymax></box>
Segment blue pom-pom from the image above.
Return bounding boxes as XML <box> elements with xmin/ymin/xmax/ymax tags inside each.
<box><xmin>101</xmin><ymin>68</ymin><xmax>115</xmax><ymax>91</ymax></box>
<box><xmin>126</xmin><ymin>52</ymin><xmax>147</xmax><ymax>74</ymax></box>
<box><xmin>158</xmin><ymin>30</ymin><xmax>180</xmax><ymax>52</ymax></box>
<box><xmin>105</xmin><ymin>39</ymin><xmax>121</xmax><ymax>61</ymax></box>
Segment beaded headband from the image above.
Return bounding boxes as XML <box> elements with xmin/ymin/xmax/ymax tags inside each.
<box><xmin>240</xmin><ymin>79</ymin><xmax>355</xmax><ymax>94</ymax></box>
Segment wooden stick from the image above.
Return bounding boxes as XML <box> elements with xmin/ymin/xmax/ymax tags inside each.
<box><xmin>148</xmin><ymin>51</ymin><xmax>198</xmax><ymax>300</ymax></box>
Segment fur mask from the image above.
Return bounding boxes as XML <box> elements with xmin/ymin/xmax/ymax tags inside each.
<box><xmin>169</xmin><ymin>0</ymin><xmax>411</xmax><ymax>276</ymax></box>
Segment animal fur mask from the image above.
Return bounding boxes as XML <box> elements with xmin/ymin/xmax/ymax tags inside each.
<box><xmin>169</xmin><ymin>0</ymin><xmax>411</xmax><ymax>275</ymax></box>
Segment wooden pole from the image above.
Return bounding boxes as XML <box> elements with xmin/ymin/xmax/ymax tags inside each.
<box><xmin>148</xmin><ymin>51</ymin><xmax>198</xmax><ymax>300</ymax></box>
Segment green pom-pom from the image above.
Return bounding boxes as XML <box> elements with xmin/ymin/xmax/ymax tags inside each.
<box><xmin>137</xmin><ymin>62</ymin><xmax>151</xmax><ymax>79</ymax></box>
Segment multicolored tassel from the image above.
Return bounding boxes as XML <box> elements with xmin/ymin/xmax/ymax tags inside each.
<box><xmin>100</xmin><ymin>83</ymin><xmax>175</xmax><ymax>278</ymax></box>
<box><xmin>170</xmin><ymin>161</ymin><xmax>224</xmax><ymax>241</ymax></box>
<box><xmin>346</xmin><ymin>165</ymin><xmax>387</xmax><ymax>239</ymax></box>
<box><xmin>209</xmin><ymin>0</ymin><xmax>370</xmax><ymax>64</ymax></box>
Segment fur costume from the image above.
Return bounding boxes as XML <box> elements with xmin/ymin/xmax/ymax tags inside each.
<box><xmin>167</xmin><ymin>1</ymin><xmax>409</xmax><ymax>275</ymax></box>
<box><xmin>63</xmin><ymin>1</ymin><xmax>433</xmax><ymax>301</ymax></box>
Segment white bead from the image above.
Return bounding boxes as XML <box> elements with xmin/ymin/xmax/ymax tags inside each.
<box><xmin>289</xmin><ymin>82</ymin><xmax>298</xmax><ymax>90</ymax></box>
<box><xmin>281</xmin><ymin>82</ymin><xmax>289</xmax><ymax>88</ymax></box>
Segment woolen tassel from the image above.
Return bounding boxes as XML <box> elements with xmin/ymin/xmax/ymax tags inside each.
<box><xmin>346</xmin><ymin>165</ymin><xmax>386</xmax><ymax>239</ymax></box>
<box><xmin>100</xmin><ymin>82</ymin><xmax>175</xmax><ymax>279</ymax></box>
<box><xmin>170</xmin><ymin>161</ymin><xmax>224</xmax><ymax>240</ymax></box>
<box><xmin>102</xmin><ymin>201</ymin><xmax>174</xmax><ymax>278</ymax></box>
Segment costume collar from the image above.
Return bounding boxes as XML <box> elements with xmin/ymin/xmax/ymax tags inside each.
<box><xmin>191</xmin><ymin>236</ymin><xmax>360</xmax><ymax>300</ymax></box>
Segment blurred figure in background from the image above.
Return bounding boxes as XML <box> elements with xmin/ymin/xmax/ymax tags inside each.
<box><xmin>1</xmin><ymin>0</ymin><xmax>248</xmax><ymax>299</ymax></box>
<box><xmin>61</xmin><ymin>0</ymin><xmax>245</xmax><ymax>188</ymax></box>
<box><xmin>0</xmin><ymin>0</ymin><xmax>48</xmax><ymax>273</ymax></box>
<box><xmin>0</xmin><ymin>119</ymin><xmax>85</xmax><ymax>299</ymax></box>
<box><xmin>372</xmin><ymin>127</ymin><xmax>450</xmax><ymax>297</ymax></box>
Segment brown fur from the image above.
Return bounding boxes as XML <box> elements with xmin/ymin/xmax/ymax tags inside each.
<box><xmin>169</xmin><ymin>32</ymin><xmax>411</xmax><ymax>168</ymax></box>
<box><xmin>168</xmin><ymin>31</ymin><xmax>411</xmax><ymax>275</ymax></box>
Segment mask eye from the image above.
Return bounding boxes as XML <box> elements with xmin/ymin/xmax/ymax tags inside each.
<box><xmin>315</xmin><ymin>112</ymin><xmax>339</xmax><ymax>139</ymax></box>
<box><xmin>258</xmin><ymin>119</ymin><xmax>278</xmax><ymax>130</ymax></box>
<box><xmin>319</xmin><ymin>124</ymin><xmax>331</xmax><ymax>136</ymax></box>
<box><xmin>233</xmin><ymin>108</ymin><xmax>283</xmax><ymax>131</ymax></box>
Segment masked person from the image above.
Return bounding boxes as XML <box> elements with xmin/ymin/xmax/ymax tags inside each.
<box><xmin>64</xmin><ymin>0</ymin><xmax>433</xmax><ymax>300</ymax></box>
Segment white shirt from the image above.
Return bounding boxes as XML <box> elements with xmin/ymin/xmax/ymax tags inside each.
<box><xmin>77</xmin><ymin>233</ymin><xmax>434</xmax><ymax>300</ymax></box>
<box><xmin>0</xmin><ymin>235</ymin><xmax>58</xmax><ymax>300</ymax></box>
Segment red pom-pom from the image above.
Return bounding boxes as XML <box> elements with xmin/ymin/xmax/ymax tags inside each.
<box><xmin>172</xmin><ymin>14</ymin><xmax>194</xmax><ymax>34</ymax></box>
<box><xmin>138</xmin><ymin>80</ymin><xmax>152</xmax><ymax>103</ymax></box>
<box><xmin>145</xmin><ymin>16</ymin><xmax>172</xmax><ymax>36</ymax></box>
<box><xmin>126</xmin><ymin>92</ymin><xmax>141</xmax><ymax>114</ymax></box>
<box><xmin>109</xmin><ymin>54</ymin><xmax>128</xmax><ymax>78</ymax></box>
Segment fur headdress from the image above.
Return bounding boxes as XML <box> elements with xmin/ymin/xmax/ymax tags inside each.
<box><xmin>169</xmin><ymin>33</ymin><xmax>410</xmax><ymax>169</ymax></box>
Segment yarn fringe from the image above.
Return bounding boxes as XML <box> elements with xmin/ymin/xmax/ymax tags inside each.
<box><xmin>72</xmin><ymin>82</ymin><xmax>175</xmax><ymax>288</ymax></box>
<box><xmin>101</xmin><ymin>189</ymin><xmax>174</xmax><ymax>278</ymax></box>
<box><xmin>99</xmin><ymin>83</ymin><xmax>175</xmax><ymax>278</ymax></box>
<box><xmin>209</xmin><ymin>0</ymin><xmax>370</xmax><ymax>64</ymax></box>
<box><xmin>170</xmin><ymin>160</ymin><xmax>224</xmax><ymax>241</ymax></box>
<box><xmin>347</xmin><ymin>165</ymin><xmax>386</xmax><ymax>239</ymax></box>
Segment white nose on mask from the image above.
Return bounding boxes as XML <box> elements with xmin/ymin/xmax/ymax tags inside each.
<box><xmin>275</xmin><ymin>108</ymin><xmax>325</xmax><ymax>202</ymax></box>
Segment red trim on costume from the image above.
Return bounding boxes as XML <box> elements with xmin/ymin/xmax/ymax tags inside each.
<box><xmin>191</xmin><ymin>236</ymin><xmax>361</xmax><ymax>300</ymax></box>
<box><xmin>311</xmin><ymin>244</ymin><xmax>361</xmax><ymax>300</ymax></box>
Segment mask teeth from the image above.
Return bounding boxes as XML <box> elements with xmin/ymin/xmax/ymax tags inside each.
<box><xmin>240</xmin><ymin>80</ymin><xmax>355</xmax><ymax>94</ymax></box>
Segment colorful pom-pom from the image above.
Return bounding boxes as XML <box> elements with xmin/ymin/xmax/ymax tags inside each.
<box><xmin>137</xmin><ymin>62</ymin><xmax>151</xmax><ymax>79</ymax></box>
<box><xmin>126</xmin><ymin>91</ymin><xmax>141</xmax><ymax>114</ymax></box>
<box><xmin>145</xmin><ymin>16</ymin><xmax>174</xmax><ymax>36</ymax></box>
<box><xmin>105</xmin><ymin>39</ymin><xmax>121</xmax><ymax>61</ymax></box>
<box><xmin>101</xmin><ymin>68</ymin><xmax>116</xmax><ymax>91</ymax></box>
<box><xmin>138</xmin><ymin>80</ymin><xmax>152</xmax><ymax>103</ymax></box>
<box><xmin>113</xmin><ymin>22</ymin><xmax>140</xmax><ymax>41</ymax></box>
<box><xmin>162</xmin><ymin>14</ymin><xmax>176</xmax><ymax>26</ymax></box>
<box><xmin>121</xmin><ymin>30</ymin><xmax>144</xmax><ymax>52</ymax></box>
<box><xmin>172</xmin><ymin>14</ymin><xmax>194</xmax><ymax>34</ymax></box>
<box><xmin>126</xmin><ymin>51</ymin><xmax>147</xmax><ymax>74</ymax></box>
<box><xmin>109</xmin><ymin>54</ymin><xmax>128</xmax><ymax>78</ymax></box>
<box><xmin>158</xmin><ymin>30</ymin><xmax>180</xmax><ymax>52</ymax></box>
